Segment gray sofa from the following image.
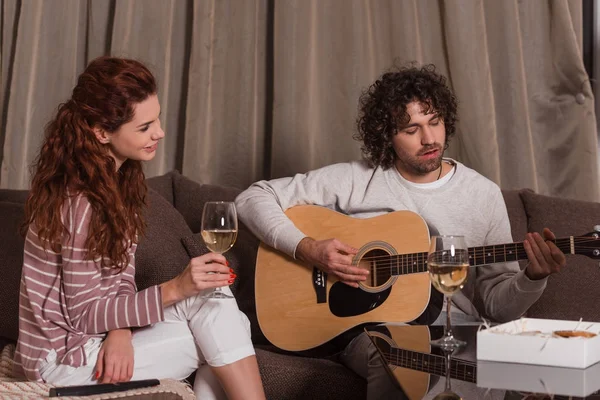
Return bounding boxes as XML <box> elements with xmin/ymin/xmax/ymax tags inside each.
<box><xmin>1</xmin><ymin>170</ymin><xmax>600</xmax><ymax>399</ymax></box>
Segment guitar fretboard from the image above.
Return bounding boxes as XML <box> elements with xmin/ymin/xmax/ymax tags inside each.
<box><xmin>388</xmin><ymin>237</ymin><xmax>575</xmax><ymax>276</ymax></box>
<box><xmin>388</xmin><ymin>347</ymin><xmax>476</xmax><ymax>383</ymax></box>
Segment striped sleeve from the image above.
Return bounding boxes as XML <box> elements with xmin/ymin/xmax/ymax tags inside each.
<box><xmin>61</xmin><ymin>195</ymin><xmax>164</xmax><ymax>334</ymax></box>
<box><xmin>116</xmin><ymin>248</ymin><xmax>137</xmax><ymax>296</ymax></box>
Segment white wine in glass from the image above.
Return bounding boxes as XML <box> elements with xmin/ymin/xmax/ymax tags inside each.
<box><xmin>200</xmin><ymin>201</ymin><xmax>238</xmax><ymax>299</ymax></box>
<box><xmin>428</xmin><ymin>235</ymin><xmax>469</xmax><ymax>350</ymax></box>
<box><xmin>201</xmin><ymin>229</ymin><xmax>237</xmax><ymax>254</ymax></box>
<box><xmin>428</xmin><ymin>262</ymin><xmax>469</xmax><ymax>296</ymax></box>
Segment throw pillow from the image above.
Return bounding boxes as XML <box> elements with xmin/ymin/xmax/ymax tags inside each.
<box><xmin>146</xmin><ymin>171</ymin><xmax>177</xmax><ymax>206</ymax></box>
<box><xmin>171</xmin><ymin>172</ymin><xmax>241</xmax><ymax>233</ymax></box>
<box><xmin>520</xmin><ymin>190</ymin><xmax>600</xmax><ymax>321</ymax></box>
<box><xmin>135</xmin><ymin>188</ymin><xmax>193</xmax><ymax>290</ymax></box>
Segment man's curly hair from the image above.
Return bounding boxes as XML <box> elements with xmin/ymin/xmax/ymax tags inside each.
<box><xmin>354</xmin><ymin>64</ymin><xmax>458</xmax><ymax>169</ymax></box>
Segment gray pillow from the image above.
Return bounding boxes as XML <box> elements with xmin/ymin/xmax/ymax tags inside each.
<box><xmin>520</xmin><ymin>190</ymin><xmax>600</xmax><ymax>321</ymax></box>
<box><xmin>135</xmin><ymin>188</ymin><xmax>193</xmax><ymax>290</ymax></box>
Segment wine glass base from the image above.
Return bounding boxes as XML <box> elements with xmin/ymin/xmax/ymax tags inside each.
<box><xmin>201</xmin><ymin>290</ymin><xmax>234</xmax><ymax>299</ymax></box>
<box><xmin>433</xmin><ymin>391</ymin><xmax>463</xmax><ymax>400</ymax></box>
<box><xmin>430</xmin><ymin>335</ymin><xmax>466</xmax><ymax>352</ymax></box>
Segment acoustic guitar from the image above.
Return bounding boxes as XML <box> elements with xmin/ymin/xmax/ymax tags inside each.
<box><xmin>254</xmin><ymin>205</ymin><xmax>600</xmax><ymax>351</ymax></box>
<box><xmin>367</xmin><ymin>325</ymin><xmax>477</xmax><ymax>399</ymax></box>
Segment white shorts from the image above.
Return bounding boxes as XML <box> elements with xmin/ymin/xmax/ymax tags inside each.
<box><xmin>40</xmin><ymin>287</ymin><xmax>255</xmax><ymax>387</ymax></box>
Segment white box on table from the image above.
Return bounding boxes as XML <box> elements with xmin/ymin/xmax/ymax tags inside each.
<box><xmin>476</xmin><ymin>318</ymin><xmax>600</xmax><ymax>368</ymax></box>
<box><xmin>477</xmin><ymin>359</ymin><xmax>600</xmax><ymax>398</ymax></box>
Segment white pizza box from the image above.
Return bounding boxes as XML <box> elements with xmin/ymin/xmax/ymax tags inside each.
<box><xmin>477</xmin><ymin>360</ymin><xmax>600</xmax><ymax>398</ymax></box>
<box><xmin>476</xmin><ymin>318</ymin><xmax>600</xmax><ymax>368</ymax></box>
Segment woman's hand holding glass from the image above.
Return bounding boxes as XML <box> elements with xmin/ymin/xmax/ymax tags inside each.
<box><xmin>178</xmin><ymin>253</ymin><xmax>234</xmax><ymax>299</ymax></box>
<box><xmin>200</xmin><ymin>201</ymin><xmax>238</xmax><ymax>299</ymax></box>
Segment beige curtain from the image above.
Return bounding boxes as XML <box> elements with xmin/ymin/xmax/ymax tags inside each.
<box><xmin>272</xmin><ymin>0</ymin><xmax>598</xmax><ymax>201</ymax></box>
<box><xmin>0</xmin><ymin>0</ymin><xmax>267</xmax><ymax>190</ymax></box>
<box><xmin>1</xmin><ymin>0</ymin><xmax>598</xmax><ymax>202</ymax></box>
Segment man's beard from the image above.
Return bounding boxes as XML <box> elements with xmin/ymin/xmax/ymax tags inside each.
<box><xmin>395</xmin><ymin>145</ymin><xmax>444</xmax><ymax>176</ymax></box>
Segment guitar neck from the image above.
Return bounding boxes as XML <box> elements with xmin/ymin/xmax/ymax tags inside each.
<box><xmin>389</xmin><ymin>347</ymin><xmax>476</xmax><ymax>383</ymax></box>
<box><xmin>389</xmin><ymin>237</ymin><xmax>576</xmax><ymax>275</ymax></box>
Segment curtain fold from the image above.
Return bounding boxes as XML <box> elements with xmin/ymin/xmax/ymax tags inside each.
<box><xmin>1</xmin><ymin>0</ymin><xmax>598</xmax><ymax>201</ymax></box>
<box><xmin>182</xmin><ymin>0</ymin><xmax>267</xmax><ymax>188</ymax></box>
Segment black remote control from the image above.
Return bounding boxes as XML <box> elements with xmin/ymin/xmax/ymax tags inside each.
<box><xmin>48</xmin><ymin>379</ymin><xmax>160</xmax><ymax>397</ymax></box>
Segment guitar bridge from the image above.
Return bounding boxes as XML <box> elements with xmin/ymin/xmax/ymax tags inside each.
<box><xmin>312</xmin><ymin>268</ymin><xmax>327</xmax><ymax>303</ymax></box>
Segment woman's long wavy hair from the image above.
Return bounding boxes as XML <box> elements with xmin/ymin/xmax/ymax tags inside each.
<box><xmin>23</xmin><ymin>56</ymin><xmax>157</xmax><ymax>271</ymax></box>
<box><xmin>354</xmin><ymin>64</ymin><xmax>458</xmax><ymax>169</ymax></box>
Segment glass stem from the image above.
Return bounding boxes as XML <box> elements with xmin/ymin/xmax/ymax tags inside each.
<box><xmin>445</xmin><ymin>295</ymin><xmax>453</xmax><ymax>339</ymax></box>
<box><xmin>444</xmin><ymin>350</ymin><xmax>452</xmax><ymax>392</ymax></box>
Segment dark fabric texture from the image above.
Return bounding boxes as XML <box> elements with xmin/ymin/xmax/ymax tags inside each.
<box><xmin>501</xmin><ymin>189</ymin><xmax>529</xmax><ymax>242</ymax></box>
<box><xmin>0</xmin><ymin>189</ymin><xmax>29</xmax><ymax>204</ymax></box>
<box><xmin>0</xmin><ymin>337</ymin><xmax>14</xmax><ymax>349</ymax></box>
<box><xmin>255</xmin><ymin>347</ymin><xmax>365</xmax><ymax>400</ymax></box>
<box><xmin>171</xmin><ymin>170</ymin><xmax>242</xmax><ymax>233</ymax></box>
<box><xmin>502</xmin><ymin>189</ymin><xmax>530</xmax><ymax>271</ymax></box>
<box><xmin>146</xmin><ymin>172</ymin><xmax>176</xmax><ymax>205</ymax></box>
<box><xmin>0</xmin><ymin>202</ymin><xmax>25</xmax><ymax>341</ymax></box>
<box><xmin>135</xmin><ymin>188</ymin><xmax>192</xmax><ymax>291</ymax></box>
<box><xmin>521</xmin><ymin>190</ymin><xmax>600</xmax><ymax>321</ymax></box>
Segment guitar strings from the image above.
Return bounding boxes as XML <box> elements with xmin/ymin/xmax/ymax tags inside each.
<box><xmin>357</xmin><ymin>237</ymin><xmax>597</xmax><ymax>262</ymax></box>
<box><xmin>347</xmin><ymin>238</ymin><xmax>598</xmax><ymax>280</ymax></box>
<box><xmin>382</xmin><ymin>349</ymin><xmax>478</xmax><ymax>367</ymax></box>
<box><xmin>378</xmin><ymin>350</ymin><xmax>477</xmax><ymax>382</ymax></box>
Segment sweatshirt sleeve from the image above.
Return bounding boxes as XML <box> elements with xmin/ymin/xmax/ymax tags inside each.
<box><xmin>235</xmin><ymin>162</ymin><xmax>355</xmax><ymax>258</ymax></box>
<box><xmin>60</xmin><ymin>195</ymin><xmax>164</xmax><ymax>334</ymax></box>
<box><xmin>475</xmin><ymin>188</ymin><xmax>547</xmax><ymax>322</ymax></box>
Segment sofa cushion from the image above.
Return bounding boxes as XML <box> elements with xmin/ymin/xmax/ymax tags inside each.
<box><xmin>146</xmin><ymin>172</ymin><xmax>176</xmax><ymax>205</ymax></box>
<box><xmin>0</xmin><ymin>189</ymin><xmax>28</xmax><ymax>205</ymax></box>
<box><xmin>0</xmin><ymin>202</ymin><xmax>25</xmax><ymax>341</ymax></box>
<box><xmin>255</xmin><ymin>347</ymin><xmax>365</xmax><ymax>400</ymax></box>
<box><xmin>501</xmin><ymin>189</ymin><xmax>529</xmax><ymax>243</ymax></box>
<box><xmin>171</xmin><ymin>171</ymin><xmax>241</xmax><ymax>233</ymax></box>
<box><xmin>521</xmin><ymin>190</ymin><xmax>600</xmax><ymax>321</ymax></box>
<box><xmin>135</xmin><ymin>188</ymin><xmax>192</xmax><ymax>291</ymax></box>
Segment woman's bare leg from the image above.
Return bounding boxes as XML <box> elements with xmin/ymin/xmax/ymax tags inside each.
<box><xmin>211</xmin><ymin>355</ymin><xmax>265</xmax><ymax>400</ymax></box>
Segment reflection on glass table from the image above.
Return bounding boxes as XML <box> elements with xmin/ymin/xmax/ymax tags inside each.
<box><xmin>365</xmin><ymin>324</ymin><xmax>600</xmax><ymax>400</ymax></box>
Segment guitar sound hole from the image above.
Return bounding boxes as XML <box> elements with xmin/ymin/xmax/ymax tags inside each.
<box><xmin>358</xmin><ymin>248</ymin><xmax>392</xmax><ymax>289</ymax></box>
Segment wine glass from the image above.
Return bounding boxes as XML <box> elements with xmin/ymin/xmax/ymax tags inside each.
<box><xmin>428</xmin><ymin>235</ymin><xmax>468</xmax><ymax>350</ymax></box>
<box><xmin>433</xmin><ymin>348</ymin><xmax>463</xmax><ymax>400</ymax></box>
<box><xmin>200</xmin><ymin>201</ymin><xmax>238</xmax><ymax>299</ymax></box>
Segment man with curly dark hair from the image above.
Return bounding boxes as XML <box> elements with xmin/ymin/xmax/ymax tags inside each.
<box><xmin>355</xmin><ymin>64</ymin><xmax>458</xmax><ymax>172</ymax></box>
<box><xmin>236</xmin><ymin>64</ymin><xmax>565</xmax><ymax>398</ymax></box>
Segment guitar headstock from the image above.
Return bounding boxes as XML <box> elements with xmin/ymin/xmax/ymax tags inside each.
<box><xmin>573</xmin><ymin>228</ymin><xmax>600</xmax><ymax>260</ymax></box>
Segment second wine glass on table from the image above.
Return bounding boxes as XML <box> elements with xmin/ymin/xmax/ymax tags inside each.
<box><xmin>200</xmin><ymin>201</ymin><xmax>238</xmax><ymax>299</ymax></box>
<box><xmin>428</xmin><ymin>235</ymin><xmax>469</xmax><ymax>351</ymax></box>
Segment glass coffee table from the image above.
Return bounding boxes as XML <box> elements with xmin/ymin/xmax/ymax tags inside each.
<box><xmin>365</xmin><ymin>324</ymin><xmax>600</xmax><ymax>399</ymax></box>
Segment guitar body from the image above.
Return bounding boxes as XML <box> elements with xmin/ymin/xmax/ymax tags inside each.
<box><xmin>255</xmin><ymin>205</ymin><xmax>432</xmax><ymax>351</ymax></box>
<box><xmin>369</xmin><ymin>325</ymin><xmax>432</xmax><ymax>400</ymax></box>
<box><xmin>387</xmin><ymin>326</ymin><xmax>432</xmax><ymax>399</ymax></box>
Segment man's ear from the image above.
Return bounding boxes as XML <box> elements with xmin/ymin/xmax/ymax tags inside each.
<box><xmin>93</xmin><ymin>127</ymin><xmax>110</xmax><ymax>144</ymax></box>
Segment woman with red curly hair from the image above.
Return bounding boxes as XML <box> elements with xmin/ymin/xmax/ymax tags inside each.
<box><xmin>14</xmin><ymin>56</ymin><xmax>265</xmax><ymax>400</ymax></box>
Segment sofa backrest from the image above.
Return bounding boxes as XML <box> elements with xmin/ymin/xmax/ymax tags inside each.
<box><xmin>519</xmin><ymin>190</ymin><xmax>600</xmax><ymax>322</ymax></box>
<box><xmin>2</xmin><ymin>175</ymin><xmax>599</xmax><ymax>345</ymax></box>
<box><xmin>501</xmin><ymin>189</ymin><xmax>529</xmax><ymax>244</ymax></box>
<box><xmin>0</xmin><ymin>201</ymin><xmax>26</xmax><ymax>341</ymax></box>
